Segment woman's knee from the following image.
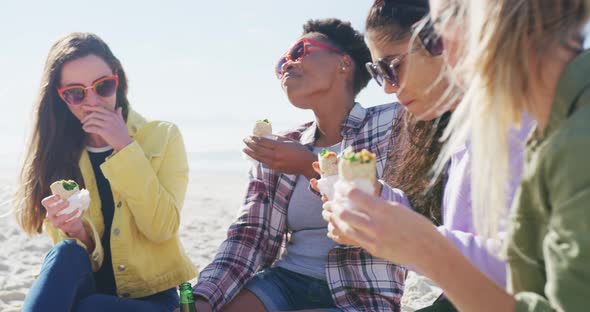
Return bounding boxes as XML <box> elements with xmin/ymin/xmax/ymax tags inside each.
<box><xmin>44</xmin><ymin>240</ymin><xmax>90</xmax><ymax>269</ymax></box>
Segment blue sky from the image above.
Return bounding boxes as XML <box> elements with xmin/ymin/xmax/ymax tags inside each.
<box><xmin>0</xmin><ymin>0</ymin><xmax>395</xmax><ymax>174</ymax></box>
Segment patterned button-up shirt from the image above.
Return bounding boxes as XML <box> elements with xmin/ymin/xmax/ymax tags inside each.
<box><xmin>194</xmin><ymin>103</ymin><xmax>407</xmax><ymax>311</ymax></box>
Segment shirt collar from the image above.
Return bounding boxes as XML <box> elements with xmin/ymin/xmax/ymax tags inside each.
<box><xmin>341</xmin><ymin>102</ymin><xmax>368</xmax><ymax>131</ymax></box>
<box><xmin>299</xmin><ymin>102</ymin><xmax>367</xmax><ymax>146</ymax></box>
<box><xmin>542</xmin><ymin>49</ymin><xmax>590</xmax><ymax>138</ymax></box>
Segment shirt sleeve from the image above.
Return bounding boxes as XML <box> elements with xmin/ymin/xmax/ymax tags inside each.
<box><xmin>100</xmin><ymin>124</ymin><xmax>188</xmax><ymax>243</ymax></box>
<box><xmin>380</xmin><ymin>180</ymin><xmax>509</xmax><ymax>287</ymax></box>
<box><xmin>437</xmin><ymin>227</ymin><xmax>507</xmax><ymax>287</ymax></box>
<box><xmin>514</xmin><ymin>129</ymin><xmax>590</xmax><ymax>312</ymax></box>
<box><xmin>379</xmin><ymin>180</ymin><xmax>411</xmax><ymax>208</ymax></box>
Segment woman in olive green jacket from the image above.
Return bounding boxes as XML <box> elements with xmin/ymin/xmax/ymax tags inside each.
<box><xmin>324</xmin><ymin>1</ymin><xmax>590</xmax><ymax>311</ymax></box>
<box><xmin>16</xmin><ymin>32</ymin><xmax>196</xmax><ymax>312</ymax></box>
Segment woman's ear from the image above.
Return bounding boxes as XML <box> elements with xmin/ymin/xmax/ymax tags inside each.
<box><xmin>340</xmin><ymin>55</ymin><xmax>354</xmax><ymax>73</ymax></box>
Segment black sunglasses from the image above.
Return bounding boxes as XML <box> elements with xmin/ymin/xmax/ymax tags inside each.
<box><xmin>365</xmin><ymin>53</ymin><xmax>409</xmax><ymax>87</ymax></box>
<box><xmin>365</xmin><ymin>15</ymin><xmax>445</xmax><ymax>87</ymax></box>
<box><xmin>413</xmin><ymin>15</ymin><xmax>444</xmax><ymax>56</ymax></box>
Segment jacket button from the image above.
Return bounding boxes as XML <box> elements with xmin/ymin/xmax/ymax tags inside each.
<box><xmin>118</xmin><ymin>264</ymin><xmax>126</xmax><ymax>272</ymax></box>
<box><xmin>113</xmin><ymin>228</ymin><xmax>120</xmax><ymax>236</ymax></box>
<box><xmin>117</xmin><ymin>201</ymin><xmax>122</xmax><ymax>208</ymax></box>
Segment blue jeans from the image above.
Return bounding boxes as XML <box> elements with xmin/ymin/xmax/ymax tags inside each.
<box><xmin>244</xmin><ymin>266</ymin><xmax>341</xmax><ymax>311</ymax></box>
<box><xmin>22</xmin><ymin>240</ymin><xmax>179</xmax><ymax>312</ymax></box>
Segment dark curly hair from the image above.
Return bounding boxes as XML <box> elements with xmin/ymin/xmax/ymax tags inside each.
<box><xmin>302</xmin><ymin>18</ymin><xmax>372</xmax><ymax>96</ymax></box>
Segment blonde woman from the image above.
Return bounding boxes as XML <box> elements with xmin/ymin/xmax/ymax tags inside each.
<box><xmin>325</xmin><ymin>0</ymin><xmax>590</xmax><ymax>311</ymax></box>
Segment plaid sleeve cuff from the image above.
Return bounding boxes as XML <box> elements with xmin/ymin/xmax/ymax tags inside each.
<box><xmin>193</xmin><ymin>280</ymin><xmax>227</xmax><ymax>312</ymax></box>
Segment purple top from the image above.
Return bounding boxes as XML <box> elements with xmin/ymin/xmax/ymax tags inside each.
<box><xmin>381</xmin><ymin>116</ymin><xmax>534</xmax><ymax>287</ymax></box>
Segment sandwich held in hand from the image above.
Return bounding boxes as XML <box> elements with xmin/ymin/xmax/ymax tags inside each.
<box><xmin>253</xmin><ymin>119</ymin><xmax>273</xmax><ymax>137</ymax></box>
<box><xmin>316</xmin><ymin>149</ymin><xmax>339</xmax><ymax>199</ymax></box>
<box><xmin>338</xmin><ymin>148</ymin><xmax>376</xmax><ymax>185</ymax></box>
<box><xmin>50</xmin><ymin>180</ymin><xmax>90</xmax><ymax>222</ymax></box>
<box><xmin>242</xmin><ymin>119</ymin><xmax>277</xmax><ymax>163</ymax></box>
<box><xmin>332</xmin><ymin>148</ymin><xmax>377</xmax><ymax>210</ymax></box>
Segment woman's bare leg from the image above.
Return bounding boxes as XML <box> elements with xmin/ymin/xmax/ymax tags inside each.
<box><xmin>221</xmin><ymin>289</ymin><xmax>267</xmax><ymax>312</ymax></box>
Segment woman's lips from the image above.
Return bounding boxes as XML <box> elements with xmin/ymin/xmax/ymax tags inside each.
<box><xmin>401</xmin><ymin>99</ymin><xmax>415</xmax><ymax>107</ymax></box>
<box><xmin>281</xmin><ymin>72</ymin><xmax>300</xmax><ymax>84</ymax></box>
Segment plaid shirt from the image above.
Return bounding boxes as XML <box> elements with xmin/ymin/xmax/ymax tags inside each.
<box><xmin>194</xmin><ymin>103</ymin><xmax>407</xmax><ymax>312</ymax></box>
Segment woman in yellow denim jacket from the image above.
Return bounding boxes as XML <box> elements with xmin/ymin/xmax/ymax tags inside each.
<box><xmin>15</xmin><ymin>32</ymin><xmax>196</xmax><ymax>312</ymax></box>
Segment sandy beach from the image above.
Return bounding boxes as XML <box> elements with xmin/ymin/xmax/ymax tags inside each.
<box><xmin>0</xmin><ymin>171</ymin><xmax>440</xmax><ymax>311</ymax></box>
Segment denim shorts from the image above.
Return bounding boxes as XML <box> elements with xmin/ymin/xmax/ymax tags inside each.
<box><xmin>244</xmin><ymin>266</ymin><xmax>341</xmax><ymax>311</ymax></box>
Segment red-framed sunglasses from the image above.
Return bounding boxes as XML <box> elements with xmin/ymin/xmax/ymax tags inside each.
<box><xmin>276</xmin><ymin>38</ymin><xmax>342</xmax><ymax>79</ymax></box>
<box><xmin>57</xmin><ymin>72</ymin><xmax>119</xmax><ymax>105</ymax></box>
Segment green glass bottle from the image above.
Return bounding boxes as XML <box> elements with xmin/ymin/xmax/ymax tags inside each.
<box><xmin>179</xmin><ymin>282</ymin><xmax>197</xmax><ymax>312</ymax></box>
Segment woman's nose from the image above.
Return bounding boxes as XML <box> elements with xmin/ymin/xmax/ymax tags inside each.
<box><xmin>82</xmin><ymin>89</ymin><xmax>101</xmax><ymax>107</ymax></box>
<box><xmin>281</xmin><ymin>60</ymin><xmax>296</xmax><ymax>75</ymax></box>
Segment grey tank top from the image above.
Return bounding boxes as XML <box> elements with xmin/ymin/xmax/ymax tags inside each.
<box><xmin>276</xmin><ymin>143</ymin><xmax>340</xmax><ymax>280</ymax></box>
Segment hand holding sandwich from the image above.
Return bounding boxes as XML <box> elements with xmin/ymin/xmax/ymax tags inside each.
<box><xmin>42</xmin><ymin>194</ymin><xmax>94</xmax><ymax>252</ymax></box>
<box><xmin>42</xmin><ymin>195</ymin><xmax>85</xmax><ymax>236</ymax></box>
<box><xmin>327</xmin><ymin>188</ymin><xmax>437</xmax><ymax>267</ymax></box>
<box><xmin>41</xmin><ymin>180</ymin><xmax>95</xmax><ymax>252</ymax></box>
<box><xmin>243</xmin><ymin>135</ymin><xmax>317</xmax><ymax>179</ymax></box>
<box><xmin>321</xmin><ymin>149</ymin><xmax>384</xmax><ymax>247</ymax></box>
<box><xmin>81</xmin><ymin>106</ymin><xmax>132</xmax><ymax>152</ymax></box>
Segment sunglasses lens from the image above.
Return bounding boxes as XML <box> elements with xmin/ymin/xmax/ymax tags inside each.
<box><xmin>276</xmin><ymin>40</ymin><xmax>306</xmax><ymax>79</ymax></box>
<box><xmin>95</xmin><ymin>78</ymin><xmax>117</xmax><ymax>97</ymax></box>
<box><xmin>419</xmin><ymin>19</ymin><xmax>444</xmax><ymax>56</ymax></box>
<box><xmin>62</xmin><ymin>88</ymin><xmax>85</xmax><ymax>105</ymax></box>
<box><xmin>365</xmin><ymin>63</ymin><xmax>383</xmax><ymax>87</ymax></box>
<box><xmin>276</xmin><ymin>56</ymin><xmax>287</xmax><ymax>78</ymax></box>
<box><xmin>427</xmin><ymin>37</ymin><xmax>444</xmax><ymax>56</ymax></box>
<box><xmin>289</xmin><ymin>41</ymin><xmax>305</xmax><ymax>60</ymax></box>
<box><xmin>379</xmin><ymin>60</ymin><xmax>399</xmax><ymax>86</ymax></box>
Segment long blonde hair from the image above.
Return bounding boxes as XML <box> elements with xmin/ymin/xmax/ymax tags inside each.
<box><xmin>14</xmin><ymin>33</ymin><xmax>130</xmax><ymax>235</ymax></box>
<box><xmin>437</xmin><ymin>0</ymin><xmax>590</xmax><ymax>237</ymax></box>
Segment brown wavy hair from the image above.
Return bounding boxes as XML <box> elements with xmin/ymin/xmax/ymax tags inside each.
<box><xmin>367</xmin><ymin>0</ymin><xmax>449</xmax><ymax>224</ymax></box>
<box><xmin>382</xmin><ymin>112</ymin><xmax>450</xmax><ymax>225</ymax></box>
<box><xmin>15</xmin><ymin>33</ymin><xmax>130</xmax><ymax>235</ymax></box>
